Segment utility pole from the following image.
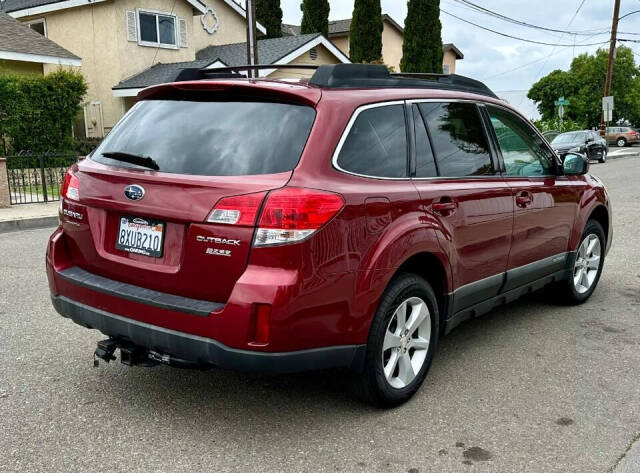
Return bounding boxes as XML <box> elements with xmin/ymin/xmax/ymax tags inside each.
<box><xmin>246</xmin><ymin>0</ymin><xmax>259</xmax><ymax>78</ymax></box>
<box><xmin>600</xmin><ymin>0</ymin><xmax>621</xmax><ymax>136</ymax></box>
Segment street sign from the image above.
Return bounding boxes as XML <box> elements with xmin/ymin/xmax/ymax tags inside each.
<box><xmin>555</xmin><ymin>97</ymin><xmax>569</xmax><ymax>120</ymax></box>
<box><xmin>558</xmin><ymin>105</ymin><xmax>565</xmax><ymax>119</ymax></box>
<box><xmin>602</xmin><ymin>96</ymin><xmax>614</xmax><ymax>123</ymax></box>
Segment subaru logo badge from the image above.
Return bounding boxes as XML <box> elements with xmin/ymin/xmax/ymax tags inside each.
<box><xmin>124</xmin><ymin>185</ymin><xmax>145</xmax><ymax>201</ymax></box>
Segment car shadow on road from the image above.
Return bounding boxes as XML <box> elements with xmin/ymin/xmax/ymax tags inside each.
<box><xmin>81</xmin><ymin>289</ymin><xmax>569</xmax><ymax>428</ymax></box>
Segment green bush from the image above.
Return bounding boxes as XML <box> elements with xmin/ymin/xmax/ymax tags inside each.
<box><xmin>0</xmin><ymin>69</ymin><xmax>87</xmax><ymax>154</ymax></box>
<box><xmin>533</xmin><ymin>117</ymin><xmax>583</xmax><ymax>134</ymax></box>
<box><xmin>73</xmin><ymin>137</ymin><xmax>102</xmax><ymax>156</ymax></box>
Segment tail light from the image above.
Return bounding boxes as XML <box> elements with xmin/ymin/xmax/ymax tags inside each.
<box><xmin>61</xmin><ymin>170</ymin><xmax>79</xmax><ymax>201</ymax></box>
<box><xmin>207</xmin><ymin>187</ymin><xmax>345</xmax><ymax>247</ymax></box>
<box><xmin>207</xmin><ymin>192</ymin><xmax>267</xmax><ymax>225</ymax></box>
<box><xmin>254</xmin><ymin>187</ymin><xmax>344</xmax><ymax>247</ymax></box>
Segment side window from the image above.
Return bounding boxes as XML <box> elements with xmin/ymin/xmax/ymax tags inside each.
<box><xmin>412</xmin><ymin>105</ymin><xmax>437</xmax><ymax>178</ymax></box>
<box><xmin>418</xmin><ymin>102</ymin><xmax>493</xmax><ymax>177</ymax></box>
<box><xmin>336</xmin><ymin>104</ymin><xmax>408</xmax><ymax>178</ymax></box>
<box><xmin>487</xmin><ymin>106</ymin><xmax>556</xmax><ymax>177</ymax></box>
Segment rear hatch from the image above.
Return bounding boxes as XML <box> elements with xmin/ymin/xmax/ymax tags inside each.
<box><xmin>61</xmin><ymin>93</ymin><xmax>317</xmax><ymax>303</ymax></box>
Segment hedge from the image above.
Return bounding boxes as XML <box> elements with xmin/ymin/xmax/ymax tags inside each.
<box><xmin>0</xmin><ymin>69</ymin><xmax>87</xmax><ymax>154</ymax></box>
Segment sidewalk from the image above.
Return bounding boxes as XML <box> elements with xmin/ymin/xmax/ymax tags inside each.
<box><xmin>0</xmin><ymin>202</ymin><xmax>59</xmax><ymax>233</ymax></box>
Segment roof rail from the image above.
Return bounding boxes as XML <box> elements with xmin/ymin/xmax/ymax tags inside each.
<box><xmin>178</xmin><ymin>63</ymin><xmax>497</xmax><ymax>99</ymax></box>
<box><xmin>309</xmin><ymin>64</ymin><xmax>498</xmax><ymax>99</ymax></box>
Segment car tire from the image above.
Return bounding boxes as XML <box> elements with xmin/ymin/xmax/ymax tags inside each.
<box><xmin>617</xmin><ymin>138</ymin><xmax>627</xmax><ymax>147</ymax></box>
<box><xmin>554</xmin><ymin>220</ymin><xmax>606</xmax><ymax>305</ymax></box>
<box><xmin>599</xmin><ymin>148</ymin><xmax>607</xmax><ymax>163</ymax></box>
<box><xmin>353</xmin><ymin>273</ymin><xmax>439</xmax><ymax>408</ymax></box>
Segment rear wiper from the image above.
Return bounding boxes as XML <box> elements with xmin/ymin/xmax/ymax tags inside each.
<box><xmin>101</xmin><ymin>151</ymin><xmax>160</xmax><ymax>171</ymax></box>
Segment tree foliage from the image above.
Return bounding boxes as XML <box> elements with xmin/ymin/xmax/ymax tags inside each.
<box><xmin>0</xmin><ymin>69</ymin><xmax>87</xmax><ymax>154</ymax></box>
<box><xmin>349</xmin><ymin>0</ymin><xmax>383</xmax><ymax>63</ymax></box>
<box><xmin>528</xmin><ymin>47</ymin><xmax>640</xmax><ymax>127</ymax></box>
<box><xmin>256</xmin><ymin>0</ymin><xmax>283</xmax><ymax>39</ymax></box>
<box><xmin>401</xmin><ymin>0</ymin><xmax>443</xmax><ymax>73</ymax></box>
<box><xmin>300</xmin><ymin>0</ymin><xmax>329</xmax><ymax>37</ymax></box>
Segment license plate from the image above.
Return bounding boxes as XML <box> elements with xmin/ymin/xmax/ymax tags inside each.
<box><xmin>116</xmin><ymin>216</ymin><xmax>164</xmax><ymax>258</ymax></box>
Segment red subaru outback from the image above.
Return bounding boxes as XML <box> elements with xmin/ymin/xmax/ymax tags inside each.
<box><xmin>47</xmin><ymin>65</ymin><xmax>612</xmax><ymax>406</ymax></box>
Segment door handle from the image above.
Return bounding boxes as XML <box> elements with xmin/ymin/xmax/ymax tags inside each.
<box><xmin>433</xmin><ymin>200</ymin><xmax>458</xmax><ymax>214</ymax></box>
<box><xmin>515</xmin><ymin>191</ymin><xmax>533</xmax><ymax>208</ymax></box>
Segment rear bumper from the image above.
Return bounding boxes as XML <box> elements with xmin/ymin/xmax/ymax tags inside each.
<box><xmin>51</xmin><ymin>295</ymin><xmax>366</xmax><ymax>374</ymax></box>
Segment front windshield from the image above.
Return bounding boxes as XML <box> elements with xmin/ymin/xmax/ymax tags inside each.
<box><xmin>551</xmin><ymin>132</ymin><xmax>586</xmax><ymax>144</ymax></box>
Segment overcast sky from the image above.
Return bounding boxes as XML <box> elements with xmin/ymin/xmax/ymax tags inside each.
<box><xmin>278</xmin><ymin>0</ymin><xmax>640</xmax><ymax>119</ymax></box>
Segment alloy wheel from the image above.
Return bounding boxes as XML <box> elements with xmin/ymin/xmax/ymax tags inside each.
<box><xmin>573</xmin><ymin>234</ymin><xmax>601</xmax><ymax>294</ymax></box>
<box><xmin>382</xmin><ymin>297</ymin><xmax>431</xmax><ymax>389</ymax></box>
<box><xmin>617</xmin><ymin>139</ymin><xmax>626</xmax><ymax>147</ymax></box>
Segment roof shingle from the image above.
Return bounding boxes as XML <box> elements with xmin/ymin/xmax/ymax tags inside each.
<box><xmin>0</xmin><ymin>11</ymin><xmax>80</xmax><ymax>62</ymax></box>
<box><xmin>115</xmin><ymin>33</ymin><xmax>327</xmax><ymax>90</ymax></box>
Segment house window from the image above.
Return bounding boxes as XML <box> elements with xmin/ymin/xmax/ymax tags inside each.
<box><xmin>26</xmin><ymin>19</ymin><xmax>47</xmax><ymax>37</ymax></box>
<box><xmin>138</xmin><ymin>10</ymin><xmax>177</xmax><ymax>48</ymax></box>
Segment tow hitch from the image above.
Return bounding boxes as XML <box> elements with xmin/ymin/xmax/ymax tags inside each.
<box><xmin>93</xmin><ymin>338</ymin><xmax>204</xmax><ymax>369</ymax></box>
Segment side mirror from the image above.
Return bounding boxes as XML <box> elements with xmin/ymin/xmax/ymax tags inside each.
<box><xmin>562</xmin><ymin>152</ymin><xmax>589</xmax><ymax>175</ymax></box>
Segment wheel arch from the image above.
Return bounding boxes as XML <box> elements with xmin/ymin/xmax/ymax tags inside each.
<box><xmin>588</xmin><ymin>205</ymin><xmax>609</xmax><ymax>244</ymax></box>
<box><xmin>387</xmin><ymin>251</ymin><xmax>452</xmax><ymax>336</ymax></box>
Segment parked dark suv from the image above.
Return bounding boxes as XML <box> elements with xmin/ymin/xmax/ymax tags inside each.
<box><xmin>47</xmin><ymin>65</ymin><xmax>612</xmax><ymax>406</ymax></box>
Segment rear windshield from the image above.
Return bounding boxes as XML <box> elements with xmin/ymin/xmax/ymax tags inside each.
<box><xmin>551</xmin><ymin>132</ymin><xmax>585</xmax><ymax>144</ymax></box>
<box><xmin>91</xmin><ymin>100</ymin><xmax>316</xmax><ymax>176</ymax></box>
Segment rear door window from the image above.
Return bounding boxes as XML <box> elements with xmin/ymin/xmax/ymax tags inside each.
<box><xmin>418</xmin><ymin>102</ymin><xmax>493</xmax><ymax>177</ymax></box>
<box><xmin>336</xmin><ymin>104</ymin><xmax>408</xmax><ymax>178</ymax></box>
<box><xmin>92</xmin><ymin>100</ymin><xmax>316</xmax><ymax>176</ymax></box>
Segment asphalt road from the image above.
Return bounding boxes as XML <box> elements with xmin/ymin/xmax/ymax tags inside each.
<box><xmin>1</xmin><ymin>156</ymin><xmax>639</xmax><ymax>473</ymax></box>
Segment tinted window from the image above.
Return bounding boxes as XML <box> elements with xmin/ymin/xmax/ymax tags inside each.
<box><xmin>419</xmin><ymin>102</ymin><xmax>493</xmax><ymax>177</ymax></box>
<box><xmin>337</xmin><ymin>104</ymin><xmax>407</xmax><ymax>178</ymax></box>
<box><xmin>412</xmin><ymin>105</ymin><xmax>437</xmax><ymax>178</ymax></box>
<box><xmin>139</xmin><ymin>13</ymin><xmax>158</xmax><ymax>43</ymax></box>
<box><xmin>92</xmin><ymin>100</ymin><xmax>316</xmax><ymax>176</ymax></box>
<box><xmin>487</xmin><ymin>106</ymin><xmax>555</xmax><ymax>177</ymax></box>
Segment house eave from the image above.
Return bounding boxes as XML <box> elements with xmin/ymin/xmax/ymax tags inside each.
<box><xmin>0</xmin><ymin>50</ymin><xmax>81</xmax><ymax>66</ymax></box>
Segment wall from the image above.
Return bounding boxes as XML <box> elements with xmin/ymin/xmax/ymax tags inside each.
<box><xmin>443</xmin><ymin>50</ymin><xmax>457</xmax><ymax>74</ymax></box>
<box><xmin>23</xmin><ymin>0</ymin><xmax>249</xmax><ymax>136</ymax></box>
<box><xmin>0</xmin><ymin>60</ymin><xmax>43</xmax><ymax>75</ymax></box>
<box><xmin>381</xmin><ymin>20</ymin><xmax>403</xmax><ymax>72</ymax></box>
<box><xmin>190</xmin><ymin>0</ymin><xmax>248</xmax><ymax>54</ymax></box>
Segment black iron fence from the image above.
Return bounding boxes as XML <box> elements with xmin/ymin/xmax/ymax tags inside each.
<box><xmin>6</xmin><ymin>153</ymin><xmax>79</xmax><ymax>205</ymax></box>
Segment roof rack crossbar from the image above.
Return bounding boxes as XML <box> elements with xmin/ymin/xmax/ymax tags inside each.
<box><xmin>199</xmin><ymin>64</ymin><xmax>320</xmax><ymax>75</ymax></box>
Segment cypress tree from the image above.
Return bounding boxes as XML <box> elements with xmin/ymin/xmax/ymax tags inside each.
<box><xmin>349</xmin><ymin>0</ymin><xmax>383</xmax><ymax>63</ymax></box>
<box><xmin>401</xmin><ymin>0</ymin><xmax>443</xmax><ymax>73</ymax></box>
<box><xmin>256</xmin><ymin>0</ymin><xmax>283</xmax><ymax>39</ymax></box>
<box><xmin>300</xmin><ymin>0</ymin><xmax>330</xmax><ymax>38</ymax></box>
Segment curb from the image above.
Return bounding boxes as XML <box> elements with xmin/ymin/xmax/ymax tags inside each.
<box><xmin>0</xmin><ymin>215</ymin><xmax>59</xmax><ymax>234</ymax></box>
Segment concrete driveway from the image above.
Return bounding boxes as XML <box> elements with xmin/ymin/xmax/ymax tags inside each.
<box><xmin>0</xmin><ymin>156</ymin><xmax>639</xmax><ymax>473</ymax></box>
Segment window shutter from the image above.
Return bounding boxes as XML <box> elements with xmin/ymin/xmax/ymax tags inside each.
<box><xmin>126</xmin><ymin>11</ymin><xmax>137</xmax><ymax>42</ymax></box>
<box><xmin>178</xmin><ymin>18</ymin><xmax>188</xmax><ymax>48</ymax></box>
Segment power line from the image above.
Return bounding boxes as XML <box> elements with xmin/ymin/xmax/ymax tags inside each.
<box><xmin>441</xmin><ymin>9</ymin><xmax>608</xmax><ymax>47</ymax></box>
<box><xmin>449</xmin><ymin>0</ymin><xmax>610</xmax><ymax>36</ymax></box>
<box><xmin>482</xmin><ymin>38</ymin><xmax>609</xmax><ymax>80</ymax></box>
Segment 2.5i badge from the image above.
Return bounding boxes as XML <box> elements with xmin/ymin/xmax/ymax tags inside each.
<box><xmin>206</xmin><ymin>248</ymin><xmax>232</xmax><ymax>257</ymax></box>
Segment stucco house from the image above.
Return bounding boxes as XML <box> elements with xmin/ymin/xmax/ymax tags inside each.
<box><xmin>114</xmin><ymin>33</ymin><xmax>350</xmax><ymax>97</ymax></box>
<box><xmin>283</xmin><ymin>14</ymin><xmax>464</xmax><ymax>74</ymax></box>
<box><xmin>0</xmin><ymin>11</ymin><xmax>80</xmax><ymax>75</ymax></box>
<box><xmin>1</xmin><ymin>0</ymin><xmax>270</xmax><ymax>137</ymax></box>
